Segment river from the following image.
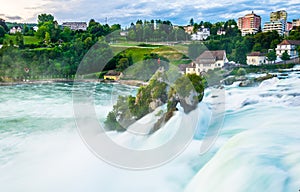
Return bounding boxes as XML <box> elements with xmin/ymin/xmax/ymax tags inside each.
<box><xmin>1</xmin><ymin>66</ymin><xmax>300</xmax><ymax>192</ymax></box>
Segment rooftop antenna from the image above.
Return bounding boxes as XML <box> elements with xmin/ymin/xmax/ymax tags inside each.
<box><xmin>105</xmin><ymin>17</ymin><xmax>108</xmax><ymax>25</ymax></box>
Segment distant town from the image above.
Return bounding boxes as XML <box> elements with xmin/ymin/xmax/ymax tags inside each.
<box><xmin>0</xmin><ymin>10</ymin><xmax>300</xmax><ymax>82</ymax></box>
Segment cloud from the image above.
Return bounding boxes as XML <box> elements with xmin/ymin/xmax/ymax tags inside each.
<box><xmin>6</xmin><ymin>16</ymin><xmax>23</xmax><ymax>20</ymax></box>
<box><xmin>0</xmin><ymin>0</ymin><xmax>300</xmax><ymax>26</ymax></box>
<box><xmin>0</xmin><ymin>13</ymin><xmax>22</xmax><ymax>21</ymax></box>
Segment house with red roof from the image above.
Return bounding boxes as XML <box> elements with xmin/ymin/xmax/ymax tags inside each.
<box><xmin>276</xmin><ymin>40</ymin><xmax>300</xmax><ymax>58</ymax></box>
<box><xmin>247</xmin><ymin>52</ymin><xmax>266</xmax><ymax>66</ymax></box>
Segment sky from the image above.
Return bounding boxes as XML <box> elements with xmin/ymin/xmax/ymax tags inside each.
<box><xmin>0</xmin><ymin>0</ymin><xmax>300</xmax><ymax>27</ymax></box>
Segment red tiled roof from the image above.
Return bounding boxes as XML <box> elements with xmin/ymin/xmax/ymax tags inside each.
<box><xmin>279</xmin><ymin>40</ymin><xmax>300</xmax><ymax>46</ymax></box>
<box><xmin>247</xmin><ymin>52</ymin><xmax>265</xmax><ymax>56</ymax></box>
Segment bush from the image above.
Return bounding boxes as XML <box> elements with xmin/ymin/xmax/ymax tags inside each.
<box><xmin>237</xmin><ymin>68</ymin><xmax>247</xmax><ymax>76</ymax></box>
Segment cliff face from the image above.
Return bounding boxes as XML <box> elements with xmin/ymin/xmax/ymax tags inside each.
<box><xmin>104</xmin><ymin>71</ymin><xmax>205</xmax><ymax>132</ymax></box>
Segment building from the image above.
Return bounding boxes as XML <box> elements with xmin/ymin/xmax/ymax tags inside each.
<box><xmin>62</xmin><ymin>22</ymin><xmax>87</xmax><ymax>31</ymax></box>
<box><xmin>190</xmin><ymin>50</ymin><xmax>228</xmax><ymax>74</ymax></box>
<box><xmin>217</xmin><ymin>28</ymin><xmax>226</xmax><ymax>35</ymax></box>
<box><xmin>178</xmin><ymin>64</ymin><xmax>189</xmax><ymax>74</ymax></box>
<box><xmin>184</xmin><ymin>25</ymin><xmax>194</xmax><ymax>35</ymax></box>
<box><xmin>263</xmin><ymin>20</ymin><xmax>286</xmax><ymax>36</ymax></box>
<box><xmin>191</xmin><ymin>27</ymin><xmax>210</xmax><ymax>41</ymax></box>
<box><xmin>292</xmin><ymin>19</ymin><xmax>300</xmax><ymax>28</ymax></box>
<box><xmin>238</xmin><ymin>11</ymin><xmax>261</xmax><ymax>36</ymax></box>
<box><xmin>185</xmin><ymin>62</ymin><xmax>197</xmax><ymax>75</ymax></box>
<box><xmin>9</xmin><ymin>26</ymin><xmax>22</xmax><ymax>34</ymax></box>
<box><xmin>33</xmin><ymin>26</ymin><xmax>39</xmax><ymax>32</ymax></box>
<box><xmin>247</xmin><ymin>52</ymin><xmax>266</xmax><ymax>66</ymax></box>
<box><xmin>173</xmin><ymin>25</ymin><xmax>179</xmax><ymax>29</ymax></box>
<box><xmin>286</xmin><ymin>22</ymin><xmax>293</xmax><ymax>31</ymax></box>
<box><xmin>276</xmin><ymin>40</ymin><xmax>300</xmax><ymax>58</ymax></box>
<box><xmin>270</xmin><ymin>10</ymin><xmax>287</xmax><ymax>22</ymax></box>
<box><xmin>120</xmin><ymin>31</ymin><xmax>128</xmax><ymax>37</ymax></box>
<box><xmin>104</xmin><ymin>70</ymin><xmax>121</xmax><ymax>81</ymax></box>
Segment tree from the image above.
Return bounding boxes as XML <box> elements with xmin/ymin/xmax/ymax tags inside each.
<box><xmin>38</xmin><ymin>14</ymin><xmax>54</xmax><ymax>26</ymax></box>
<box><xmin>266</xmin><ymin>50</ymin><xmax>277</xmax><ymax>64</ymax></box>
<box><xmin>23</xmin><ymin>24</ymin><xmax>29</xmax><ymax>34</ymax></box>
<box><xmin>0</xmin><ymin>19</ymin><xmax>8</xmax><ymax>32</ymax></box>
<box><xmin>15</xmin><ymin>32</ymin><xmax>24</xmax><ymax>48</ymax></box>
<box><xmin>35</xmin><ymin>25</ymin><xmax>48</xmax><ymax>41</ymax></box>
<box><xmin>243</xmin><ymin>36</ymin><xmax>255</xmax><ymax>53</ymax></box>
<box><xmin>60</xmin><ymin>27</ymin><xmax>72</xmax><ymax>42</ymax></box>
<box><xmin>253</xmin><ymin>43</ymin><xmax>262</xmax><ymax>51</ymax></box>
<box><xmin>190</xmin><ymin>18</ymin><xmax>194</xmax><ymax>26</ymax></box>
<box><xmin>281</xmin><ymin>51</ymin><xmax>290</xmax><ymax>64</ymax></box>
<box><xmin>234</xmin><ymin>41</ymin><xmax>247</xmax><ymax>64</ymax></box>
<box><xmin>116</xmin><ymin>58</ymin><xmax>129</xmax><ymax>71</ymax></box>
<box><xmin>287</xmin><ymin>26</ymin><xmax>300</xmax><ymax>40</ymax></box>
<box><xmin>237</xmin><ymin>68</ymin><xmax>247</xmax><ymax>76</ymax></box>
<box><xmin>254</xmin><ymin>31</ymin><xmax>281</xmax><ymax>51</ymax></box>
<box><xmin>44</xmin><ymin>32</ymin><xmax>51</xmax><ymax>45</ymax></box>
<box><xmin>110</xmin><ymin>24</ymin><xmax>121</xmax><ymax>32</ymax></box>
<box><xmin>0</xmin><ymin>26</ymin><xmax>5</xmax><ymax>38</ymax></box>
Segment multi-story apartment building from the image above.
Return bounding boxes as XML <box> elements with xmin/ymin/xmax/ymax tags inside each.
<box><xmin>263</xmin><ymin>20</ymin><xmax>286</xmax><ymax>36</ymax></box>
<box><xmin>263</xmin><ymin>10</ymin><xmax>289</xmax><ymax>36</ymax></box>
<box><xmin>270</xmin><ymin>10</ymin><xmax>287</xmax><ymax>22</ymax></box>
<box><xmin>238</xmin><ymin>11</ymin><xmax>261</xmax><ymax>36</ymax></box>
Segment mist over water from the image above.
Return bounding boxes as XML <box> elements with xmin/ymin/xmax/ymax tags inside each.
<box><xmin>1</xmin><ymin>66</ymin><xmax>300</xmax><ymax>192</ymax></box>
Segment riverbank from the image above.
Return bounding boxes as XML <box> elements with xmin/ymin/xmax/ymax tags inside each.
<box><xmin>0</xmin><ymin>78</ymin><xmax>148</xmax><ymax>87</ymax></box>
<box><xmin>0</xmin><ymin>79</ymin><xmax>104</xmax><ymax>86</ymax></box>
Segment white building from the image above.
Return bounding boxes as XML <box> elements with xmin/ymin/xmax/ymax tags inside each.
<box><xmin>33</xmin><ymin>26</ymin><xmax>38</xmax><ymax>32</ymax></box>
<box><xmin>186</xmin><ymin>50</ymin><xmax>228</xmax><ymax>75</ymax></box>
<box><xmin>191</xmin><ymin>28</ymin><xmax>210</xmax><ymax>41</ymax></box>
<box><xmin>62</xmin><ymin>22</ymin><xmax>87</xmax><ymax>31</ymax></box>
<box><xmin>247</xmin><ymin>52</ymin><xmax>266</xmax><ymax>66</ymax></box>
<box><xmin>217</xmin><ymin>29</ymin><xmax>226</xmax><ymax>35</ymax></box>
<box><xmin>263</xmin><ymin>20</ymin><xmax>286</xmax><ymax>36</ymax></box>
<box><xmin>185</xmin><ymin>62</ymin><xmax>197</xmax><ymax>75</ymax></box>
<box><xmin>9</xmin><ymin>26</ymin><xmax>22</xmax><ymax>34</ymax></box>
<box><xmin>120</xmin><ymin>31</ymin><xmax>128</xmax><ymax>37</ymax></box>
<box><xmin>276</xmin><ymin>40</ymin><xmax>300</xmax><ymax>58</ymax></box>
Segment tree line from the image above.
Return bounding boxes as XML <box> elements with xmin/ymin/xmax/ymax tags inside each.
<box><xmin>126</xmin><ymin>20</ymin><xmax>188</xmax><ymax>42</ymax></box>
<box><xmin>0</xmin><ymin>14</ymin><xmax>121</xmax><ymax>80</ymax></box>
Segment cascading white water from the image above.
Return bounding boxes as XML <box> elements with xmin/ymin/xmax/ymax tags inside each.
<box><xmin>1</xmin><ymin>66</ymin><xmax>300</xmax><ymax>192</ymax></box>
<box><xmin>185</xmin><ymin>67</ymin><xmax>300</xmax><ymax>192</ymax></box>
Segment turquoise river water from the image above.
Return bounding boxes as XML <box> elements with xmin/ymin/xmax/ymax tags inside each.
<box><xmin>1</xmin><ymin>66</ymin><xmax>300</xmax><ymax>192</ymax></box>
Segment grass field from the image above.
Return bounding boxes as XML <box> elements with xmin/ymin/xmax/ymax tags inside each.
<box><xmin>110</xmin><ymin>43</ymin><xmax>192</xmax><ymax>67</ymax></box>
<box><xmin>4</xmin><ymin>34</ymin><xmax>40</xmax><ymax>45</ymax></box>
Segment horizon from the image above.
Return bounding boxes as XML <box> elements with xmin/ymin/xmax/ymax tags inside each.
<box><xmin>0</xmin><ymin>0</ymin><xmax>299</xmax><ymax>28</ymax></box>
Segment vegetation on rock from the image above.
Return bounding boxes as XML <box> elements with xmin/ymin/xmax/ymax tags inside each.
<box><xmin>104</xmin><ymin>70</ymin><xmax>205</xmax><ymax>132</ymax></box>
